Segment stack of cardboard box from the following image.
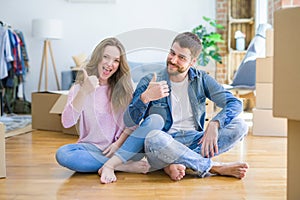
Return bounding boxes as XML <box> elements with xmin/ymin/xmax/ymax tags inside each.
<box><xmin>252</xmin><ymin>28</ymin><xmax>287</xmax><ymax>136</ymax></box>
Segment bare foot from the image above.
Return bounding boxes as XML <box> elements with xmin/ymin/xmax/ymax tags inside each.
<box><xmin>98</xmin><ymin>165</ymin><xmax>117</xmax><ymax>184</ymax></box>
<box><xmin>98</xmin><ymin>160</ymin><xmax>150</xmax><ymax>184</ymax></box>
<box><xmin>210</xmin><ymin>162</ymin><xmax>249</xmax><ymax>179</ymax></box>
<box><xmin>116</xmin><ymin>160</ymin><xmax>150</xmax><ymax>174</ymax></box>
<box><xmin>164</xmin><ymin>164</ymin><xmax>186</xmax><ymax>181</ymax></box>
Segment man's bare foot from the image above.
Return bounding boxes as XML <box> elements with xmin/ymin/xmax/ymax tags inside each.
<box><xmin>98</xmin><ymin>166</ymin><xmax>116</xmax><ymax>184</ymax></box>
<box><xmin>210</xmin><ymin>162</ymin><xmax>249</xmax><ymax>179</ymax></box>
<box><xmin>164</xmin><ymin>164</ymin><xmax>186</xmax><ymax>181</ymax></box>
<box><xmin>116</xmin><ymin>160</ymin><xmax>150</xmax><ymax>174</ymax></box>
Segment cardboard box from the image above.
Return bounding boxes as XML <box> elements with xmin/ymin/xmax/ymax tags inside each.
<box><xmin>32</xmin><ymin>92</ymin><xmax>63</xmax><ymax>132</ymax></box>
<box><xmin>0</xmin><ymin>122</ymin><xmax>6</xmax><ymax>178</ymax></box>
<box><xmin>256</xmin><ymin>83</ymin><xmax>273</xmax><ymax>109</ymax></box>
<box><xmin>287</xmin><ymin>120</ymin><xmax>300</xmax><ymax>199</ymax></box>
<box><xmin>273</xmin><ymin>8</ymin><xmax>300</xmax><ymax>199</ymax></box>
<box><xmin>206</xmin><ymin>99</ymin><xmax>214</xmax><ymax>118</ymax></box>
<box><xmin>32</xmin><ymin>91</ymin><xmax>78</xmax><ymax>135</ymax></box>
<box><xmin>252</xmin><ymin>108</ymin><xmax>287</xmax><ymax>137</ymax></box>
<box><xmin>273</xmin><ymin>7</ymin><xmax>300</xmax><ymax>121</ymax></box>
<box><xmin>265</xmin><ymin>29</ymin><xmax>274</xmax><ymax>57</ymax></box>
<box><xmin>256</xmin><ymin>57</ymin><xmax>273</xmax><ymax>83</ymax></box>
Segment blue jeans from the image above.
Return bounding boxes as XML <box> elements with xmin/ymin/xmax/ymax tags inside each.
<box><xmin>55</xmin><ymin>114</ymin><xmax>164</xmax><ymax>173</ymax></box>
<box><xmin>144</xmin><ymin>117</ymin><xmax>248</xmax><ymax>177</ymax></box>
<box><xmin>114</xmin><ymin>114</ymin><xmax>165</xmax><ymax>162</ymax></box>
<box><xmin>55</xmin><ymin>143</ymin><xmax>108</xmax><ymax>172</ymax></box>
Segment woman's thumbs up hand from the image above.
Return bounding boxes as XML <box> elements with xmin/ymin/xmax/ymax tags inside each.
<box><xmin>81</xmin><ymin>68</ymin><xmax>99</xmax><ymax>95</ymax></box>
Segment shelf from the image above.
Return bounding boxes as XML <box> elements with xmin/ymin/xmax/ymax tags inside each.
<box><xmin>229</xmin><ymin>17</ymin><xmax>254</xmax><ymax>24</ymax></box>
<box><xmin>229</xmin><ymin>49</ymin><xmax>247</xmax><ymax>53</ymax></box>
<box><xmin>227</xmin><ymin>0</ymin><xmax>255</xmax><ymax>83</ymax></box>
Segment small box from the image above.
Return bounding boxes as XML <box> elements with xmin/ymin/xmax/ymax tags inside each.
<box><xmin>256</xmin><ymin>83</ymin><xmax>273</xmax><ymax>109</ymax></box>
<box><xmin>32</xmin><ymin>92</ymin><xmax>63</xmax><ymax>132</ymax></box>
<box><xmin>32</xmin><ymin>91</ymin><xmax>78</xmax><ymax>135</ymax></box>
<box><xmin>256</xmin><ymin>57</ymin><xmax>273</xmax><ymax>83</ymax></box>
<box><xmin>0</xmin><ymin>122</ymin><xmax>6</xmax><ymax>178</ymax></box>
<box><xmin>252</xmin><ymin>108</ymin><xmax>287</xmax><ymax>136</ymax></box>
<box><xmin>206</xmin><ymin>99</ymin><xmax>214</xmax><ymax>118</ymax></box>
<box><xmin>266</xmin><ymin>29</ymin><xmax>274</xmax><ymax>57</ymax></box>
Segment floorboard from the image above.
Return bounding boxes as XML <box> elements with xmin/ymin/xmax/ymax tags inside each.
<box><xmin>0</xmin><ymin>129</ymin><xmax>287</xmax><ymax>200</ymax></box>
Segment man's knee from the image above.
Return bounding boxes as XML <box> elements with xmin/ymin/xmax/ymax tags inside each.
<box><xmin>230</xmin><ymin>117</ymin><xmax>249</xmax><ymax>139</ymax></box>
<box><xmin>145</xmin><ymin>130</ymin><xmax>165</xmax><ymax>146</ymax></box>
<box><xmin>237</xmin><ymin>118</ymin><xmax>248</xmax><ymax>137</ymax></box>
<box><xmin>148</xmin><ymin>114</ymin><xmax>165</xmax><ymax>130</ymax></box>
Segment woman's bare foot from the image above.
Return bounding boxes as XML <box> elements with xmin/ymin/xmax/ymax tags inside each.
<box><xmin>210</xmin><ymin>162</ymin><xmax>249</xmax><ymax>179</ymax></box>
<box><xmin>164</xmin><ymin>164</ymin><xmax>186</xmax><ymax>181</ymax></box>
<box><xmin>116</xmin><ymin>160</ymin><xmax>150</xmax><ymax>174</ymax></box>
<box><xmin>98</xmin><ymin>166</ymin><xmax>116</xmax><ymax>184</ymax></box>
<box><xmin>99</xmin><ymin>160</ymin><xmax>151</xmax><ymax>184</ymax></box>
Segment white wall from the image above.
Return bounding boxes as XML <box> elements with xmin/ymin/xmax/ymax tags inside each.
<box><xmin>0</xmin><ymin>0</ymin><xmax>215</xmax><ymax>101</ymax></box>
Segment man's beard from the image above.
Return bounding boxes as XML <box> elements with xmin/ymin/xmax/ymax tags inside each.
<box><xmin>167</xmin><ymin>61</ymin><xmax>188</xmax><ymax>76</ymax></box>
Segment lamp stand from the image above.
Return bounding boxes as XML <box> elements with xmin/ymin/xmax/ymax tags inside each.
<box><xmin>38</xmin><ymin>39</ymin><xmax>60</xmax><ymax>91</ymax></box>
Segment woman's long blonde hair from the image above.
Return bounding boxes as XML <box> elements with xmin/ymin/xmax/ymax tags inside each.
<box><xmin>76</xmin><ymin>37</ymin><xmax>133</xmax><ymax>112</ymax></box>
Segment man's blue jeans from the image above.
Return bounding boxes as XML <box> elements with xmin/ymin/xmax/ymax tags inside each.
<box><xmin>116</xmin><ymin>114</ymin><xmax>248</xmax><ymax>177</ymax></box>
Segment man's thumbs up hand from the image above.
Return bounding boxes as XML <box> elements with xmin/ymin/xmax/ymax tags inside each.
<box><xmin>150</xmin><ymin>72</ymin><xmax>157</xmax><ymax>82</ymax></box>
<box><xmin>141</xmin><ymin>73</ymin><xmax>169</xmax><ymax>104</ymax></box>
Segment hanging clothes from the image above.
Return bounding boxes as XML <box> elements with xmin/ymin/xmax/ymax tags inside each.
<box><xmin>0</xmin><ymin>21</ymin><xmax>30</xmax><ymax>114</ymax></box>
<box><xmin>15</xmin><ymin>30</ymin><xmax>29</xmax><ymax>78</ymax></box>
<box><xmin>0</xmin><ymin>25</ymin><xmax>14</xmax><ymax>80</ymax></box>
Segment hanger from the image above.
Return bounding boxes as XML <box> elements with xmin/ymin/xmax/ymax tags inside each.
<box><xmin>0</xmin><ymin>21</ymin><xmax>12</xmax><ymax>28</ymax></box>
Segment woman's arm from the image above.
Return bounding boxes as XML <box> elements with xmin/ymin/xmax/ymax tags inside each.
<box><xmin>103</xmin><ymin>128</ymin><xmax>133</xmax><ymax>157</ymax></box>
<box><xmin>62</xmin><ymin>69</ymin><xmax>99</xmax><ymax>128</ymax></box>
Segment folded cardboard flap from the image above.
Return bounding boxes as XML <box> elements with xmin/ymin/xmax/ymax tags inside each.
<box><xmin>50</xmin><ymin>94</ymin><xmax>68</xmax><ymax>114</ymax></box>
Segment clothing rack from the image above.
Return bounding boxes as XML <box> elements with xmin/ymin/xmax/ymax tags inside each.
<box><xmin>0</xmin><ymin>21</ymin><xmax>30</xmax><ymax>115</ymax></box>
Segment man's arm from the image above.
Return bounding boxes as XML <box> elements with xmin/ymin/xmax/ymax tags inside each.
<box><xmin>203</xmin><ymin>74</ymin><xmax>243</xmax><ymax>128</ymax></box>
<box><xmin>124</xmin><ymin>73</ymin><xmax>169</xmax><ymax>127</ymax></box>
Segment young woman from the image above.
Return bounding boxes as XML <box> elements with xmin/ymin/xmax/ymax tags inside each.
<box><xmin>55</xmin><ymin>37</ymin><xmax>150</xmax><ymax>184</ymax></box>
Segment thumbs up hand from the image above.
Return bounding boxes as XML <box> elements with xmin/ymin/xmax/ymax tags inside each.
<box><xmin>141</xmin><ymin>73</ymin><xmax>169</xmax><ymax>103</ymax></box>
<box><xmin>81</xmin><ymin>68</ymin><xmax>99</xmax><ymax>95</ymax></box>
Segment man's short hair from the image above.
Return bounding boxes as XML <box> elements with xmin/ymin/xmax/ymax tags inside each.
<box><xmin>172</xmin><ymin>32</ymin><xmax>202</xmax><ymax>59</ymax></box>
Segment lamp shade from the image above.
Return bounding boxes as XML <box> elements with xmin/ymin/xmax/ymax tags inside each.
<box><xmin>32</xmin><ymin>19</ymin><xmax>63</xmax><ymax>40</ymax></box>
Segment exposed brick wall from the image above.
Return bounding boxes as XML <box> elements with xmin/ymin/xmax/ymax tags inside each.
<box><xmin>268</xmin><ymin>0</ymin><xmax>300</xmax><ymax>25</ymax></box>
<box><xmin>215</xmin><ymin>0</ymin><xmax>228</xmax><ymax>84</ymax></box>
<box><xmin>268</xmin><ymin>0</ymin><xmax>283</xmax><ymax>25</ymax></box>
<box><xmin>294</xmin><ymin>0</ymin><xmax>300</xmax><ymax>5</ymax></box>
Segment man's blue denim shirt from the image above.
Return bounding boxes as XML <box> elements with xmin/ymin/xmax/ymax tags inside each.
<box><xmin>124</xmin><ymin>67</ymin><xmax>243</xmax><ymax>132</ymax></box>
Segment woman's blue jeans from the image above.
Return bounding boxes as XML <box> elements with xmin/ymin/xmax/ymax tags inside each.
<box><xmin>55</xmin><ymin>114</ymin><xmax>164</xmax><ymax>173</ymax></box>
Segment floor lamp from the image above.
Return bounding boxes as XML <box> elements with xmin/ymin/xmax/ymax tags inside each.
<box><xmin>32</xmin><ymin>19</ymin><xmax>63</xmax><ymax>91</ymax></box>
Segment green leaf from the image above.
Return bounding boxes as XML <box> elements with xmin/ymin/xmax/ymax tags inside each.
<box><xmin>203</xmin><ymin>16</ymin><xmax>211</xmax><ymax>22</ymax></box>
<box><xmin>192</xmin><ymin>16</ymin><xmax>225</xmax><ymax>66</ymax></box>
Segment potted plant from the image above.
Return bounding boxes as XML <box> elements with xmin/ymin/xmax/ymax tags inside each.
<box><xmin>192</xmin><ymin>16</ymin><xmax>225</xmax><ymax>66</ymax></box>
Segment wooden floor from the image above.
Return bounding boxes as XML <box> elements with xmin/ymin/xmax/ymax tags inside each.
<box><xmin>0</xmin><ymin>129</ymin><xmax>287</xmax><ymax>200</ymax></box>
